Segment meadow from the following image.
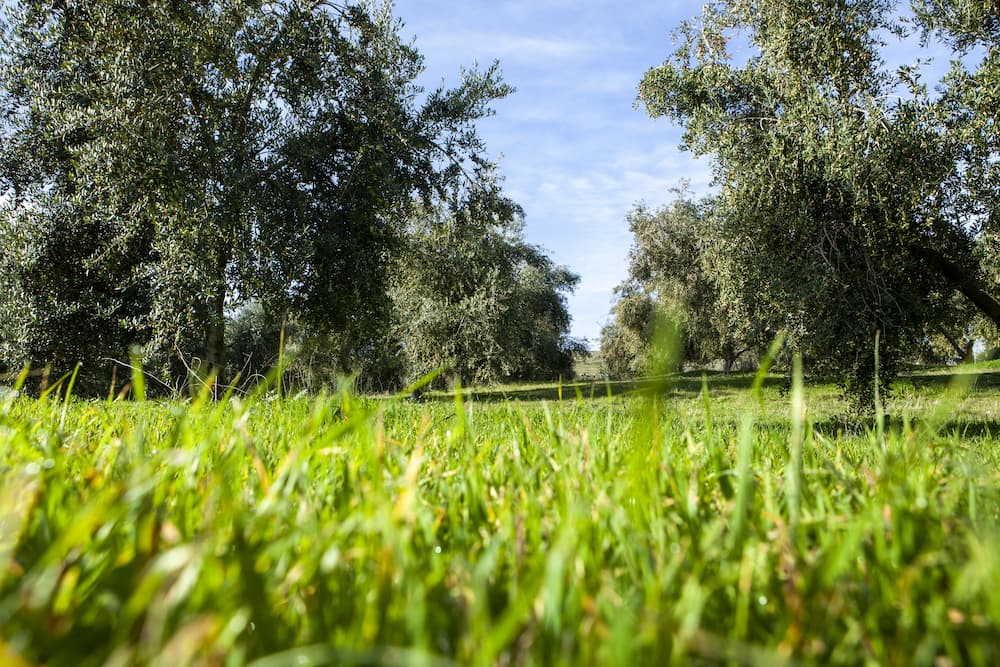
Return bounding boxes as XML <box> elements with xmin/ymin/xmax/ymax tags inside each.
<box><xmin>1</xmin><ymin>362</ymin><xmax>999</xmax><ymax>666</ymax></box>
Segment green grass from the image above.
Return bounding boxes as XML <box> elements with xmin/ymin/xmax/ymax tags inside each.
<box><xmin>571</xmin><ymin>351</ymin><xmax>604</xmax><ymax>381</ymax></box>
<box><xmin>1</xmin><ymin>366</ymin><xmax>999</xmax><ymax>666</ymax></box>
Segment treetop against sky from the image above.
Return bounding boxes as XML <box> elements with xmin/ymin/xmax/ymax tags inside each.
<box><xmin>394</xmin><ymin>0</ymin><xmax>710</xmax><ymax>345</ymax></box>
<box><xmin>0</xmin><ymin>0</ymin><xmax>969</xmax><ymax>347</ymax></box>
<box><xmin>392</xmin><ymin>0</ymin><xmax>966</xmax><ymax>346</ymax></box>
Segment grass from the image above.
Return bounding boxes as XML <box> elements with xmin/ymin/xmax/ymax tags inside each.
<box><xmin>1</xmin><ymin>364</ymin><xmax>999</xmax><ymax>666</ymax></box>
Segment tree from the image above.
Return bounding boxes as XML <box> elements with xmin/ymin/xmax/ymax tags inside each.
<box><xmin>497</xmin><ymin>247</ymin><xmax>584</xmax><ymax>382</ymax></box>
<box><xmin>914</xmin><ymin>0</ymin><xmax>1000</xmax><ymax>324</ymax></box>
<box><xmin>600</xmin><ymin>287</ymin><xmax>658</xmax><ymax>379</ymax></box>
<box><xmin>633</xmin><ymin>195</ymin><xmax>772</xmax><ymax>373</ymax></box>
<box><xmin>220</xmin><ymin>189</ymin><xmax>585</xmax><ymax>394</ymax></box>
<box><xmin>602</xmin><ymin>193</ymin><xmax>773</xmax><ymax>379</ymax></box>
<box><xmin>637</xmin><ymin>0</ymin><xmax>1000</xmax><ymax>400</ymax></box>
<box><xmin>0</xmin><ymin>198</ymin><xmax>154</xmax><ymax>395</ymax></box>
<box><xmin>0</xmin><ymin>0</ymin><xmax>511</xmax><ymax>391</ymax></box>
<box><xmin>390</xmin><ymin>193</ymin><xmax>583</xmax><ymax>389</ymax></box>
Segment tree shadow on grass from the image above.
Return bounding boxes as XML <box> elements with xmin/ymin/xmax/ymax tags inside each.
<box><xmin>810</xmin><ymin>414</ymin><xmax>1000</xmax><ymax>440</ymax></box>
<box><xmin>898</xmin><ymin>367</ymin><xmax>1000</xmax><ymax>391</ymax></box>
<box><xmin>419</xmin><ymin>371</ymin><xmax>786</xmax><ymax>403</ymax></box>
<box><xmin>932</xmin><ymin>419</ymin><xmax>1000</xmax><ymax>439</ymax></box>
<box><xmin>417</xmin><ymin>366</ymin><xmax>1000</xmax><ymax>411</ymax></box>
<box><xmin>419</xmin><ymin>379</ymin><xmax>645</xmax><ymax>403</ymax></box>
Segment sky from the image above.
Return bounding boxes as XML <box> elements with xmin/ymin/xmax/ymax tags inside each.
<box><xmin>391</xmin><ymin>1</ymin><xmax>711</xmax><ymax>347</ymax></box>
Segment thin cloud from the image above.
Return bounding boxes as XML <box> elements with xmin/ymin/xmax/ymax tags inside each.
<box><xmin>393</xmin><ymin>0</ymin><xmax>701</xmax><ymax>343</ymax></box>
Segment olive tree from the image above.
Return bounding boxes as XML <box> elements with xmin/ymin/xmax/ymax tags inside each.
<box><xmin>0</xmin><ymin>0</ymin><xmax>511</xmax><ymax>391</ymax></box>
<box><xmin>391</xmin><ymin>193</ymin><xmax>582</xmax><ymax>389</ymax></box>
<box><xmin>602</xmin><ymin>193</ymin><xmax>773</xmax><ymax>378</ymax></box>
<box><xmin>638</xmin><ymin>0</ymin><xmax>1000</xmax><ymax>400</ymax></box>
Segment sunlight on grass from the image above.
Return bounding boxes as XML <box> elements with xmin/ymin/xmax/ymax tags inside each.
<box><xmin>0</xmin><ymin>366</ymin><xmax>998</xmax><ymax>666</ymax></box>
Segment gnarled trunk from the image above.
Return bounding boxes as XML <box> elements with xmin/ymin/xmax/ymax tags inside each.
<box><xmin>204</xmin><ymin>250</ymin><xmax>228</xmax><ymax>396</ymax></box>
<box><xmin>915</xmin><ymin>244</ymin><xmax>1000</xmax><ymax>331</ymax></box>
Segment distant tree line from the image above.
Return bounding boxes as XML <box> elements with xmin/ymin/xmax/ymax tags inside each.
<box><xmin>0</xmin><ymin>0</ymin><xmax>581</xmax><ymax>396</ymax></box>
<box><xmin>604</xmin><ymin>0</ymin><xmax>1000</xmax><ymax>403</ymax></box>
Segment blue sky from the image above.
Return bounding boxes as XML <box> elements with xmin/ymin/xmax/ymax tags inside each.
<box><xmin>391</xmin><ymin>1</ymin><xmax>711</xmax><ymax>346</ymax></box>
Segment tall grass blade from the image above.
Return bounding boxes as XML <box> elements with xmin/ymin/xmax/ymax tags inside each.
<box><xmin>0</xmin><ymin>474</ymin><xmax>40</xmax><ymax>590</ymax></box>
<box><xmin>130</xmin><ymin>347</ymin><xmax>146</xmax><ymax>402</ymax></box>
<box><xmin>392</xmin><ymin>367</ymin><xmax>445</xmax><ymax>400</ymax></box>
<box><xmin>729</xmin><ymin>412</ymin><xmax>755</xmax><ymax>555</ymax></box>
<box><xmin>752</xmin><ymin>331</ymin><xmax>786</xmax><ymax>409</ymax></box>
<box><xmin>874</xmin><ymin>330</ymin><xmax>885</xmax><ymax>452</ymax></box>
<box><xmin>59</xmin><ymin>362</ymin><xmax>81</xmax><ymax>430</ymax></box>
<box><xmin>787</xmin><ymin>353</ymin><xmax>804</xmax><ymax>535</ymax></box>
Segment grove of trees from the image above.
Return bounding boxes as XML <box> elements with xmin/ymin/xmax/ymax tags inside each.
<box><xmin>0</xmin><ymin>0</ymin><xmax>581</xmax><ymax>395</ymax></box>
<box><xmin>6</xmin><ymin>0</ymin><xmax>1000</xmax><ymax>402</ymax></box>
<box><xmin>605</xmin><ymin>0</ymin><xmax>1000</xmax><ymax>401</ymax></box>
<box><xmin>601</xmin><ymin>192</ymin><xmax>776</xmax><ymax>379</ymax></box>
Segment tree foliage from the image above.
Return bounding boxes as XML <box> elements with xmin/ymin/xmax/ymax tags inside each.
<box><xmin>390</xmin><ymin>194</ymin><xmax>583</xmax><ymax>389</ymax></box>
<box><xmin>0</xmin><ymin>0</ymin><xmax>511</xmax><ymax>392</ymax></box>
<box><xmin>638</xmin><ymin>0</ymin><xmax>1000</xmax><ymax>400</ymax></box>
<box><xmin>215</xmin><ymin>192</ymin><xmax>584</xmax><ymax>394</ymax></box>
<box><xmin>602</xmin><ymin>193</ymin><xmax>773</xmax><ymax>378</ymax></box>
<box><xmin>600</xmin><ymin>288</ymin><xmax>658</xmax><ymax>379</ymax></box>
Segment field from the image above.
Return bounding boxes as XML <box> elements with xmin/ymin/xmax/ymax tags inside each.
<box><xmin>1</xmin><ymin>363</ymin><xmax>999</xmax><ymax>666</ymax></box>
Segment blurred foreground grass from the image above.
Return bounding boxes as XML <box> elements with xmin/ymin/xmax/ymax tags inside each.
<box><xmin>1</xmin><ymin>366</ymin><xmax>999</xmax><ymax>666</ymax></box>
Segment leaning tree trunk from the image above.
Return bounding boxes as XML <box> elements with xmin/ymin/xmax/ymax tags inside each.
<box><xmin>722</xmin><ymin>348</ymin><xmax>747</xmax><ymax>376</ymax></box>
<box><xmin>934</xmin><ymin>325</ymin><xmax>967</xmax><ymax>359</ymax></box>
<box><xmin>204</xmin><ymin>249</ymin><xmax>229</xmax><ymax>396</ymax></box>
<box><xmin>204</xmin><ymin>289</ymin><xmax>226</xmax><ymax>395</ymax></box>
<box><xmin>916</xmin><ymin>244</ymin><xmax>1000</xmax><ymax>331</ymax></box>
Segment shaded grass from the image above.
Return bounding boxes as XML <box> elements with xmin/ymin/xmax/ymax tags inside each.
<box><xmin>0</xmin><ymin>367</ymin><xmax>998</xmax><ymax>666</ymax></box>
<box><xmin>421</xmin><ymin>371</ymin><xmax>792</xmax><ymax>404</ymax></box>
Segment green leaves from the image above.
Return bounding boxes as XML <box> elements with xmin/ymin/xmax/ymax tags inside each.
<box><xmin>638</xmin><ymin>0</ymin><xmax>1000</xmax><ymax>404</ymax></box>
<box><xmin>390</xmin><ymin>198</ymin><xmax>582</xmax><ymax>389</ymax></box>
<box><xmin>603</xmin><ymin>193</ymin><xmax>774</xmax><ymax>379</ymax></box>
<box><xmin>0</xmin><ymin>0</ymin><xmax>516</xmax><ymax>393</ymax></box>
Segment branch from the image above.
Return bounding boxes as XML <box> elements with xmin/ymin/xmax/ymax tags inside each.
<box><xmin>97</xmin><ymin>357</ymin><xmax>175</xmax><ymax>392</ymax></box>
<box><xmin>914</xmin><ymin>243</ymin><xmax>1000</xmax><ymax>330</ymax></box>
<box><xmin>932</xmin><ymin>324</ymin><xmax>967</xmax><ymax>358</ymax></box>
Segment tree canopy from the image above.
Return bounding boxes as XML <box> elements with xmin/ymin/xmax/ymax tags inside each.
<box><xmin>637</xmin><ymin>0</ymin><xmax>1000</xmax><ymax>398</ymax></box>
<box><xmin>391</xmin><ymin>193</ymin><xmax>582</xmax><ymax>389</ymax></box>
<box><xmin>0</xmin><ymin>0</ymin><xmax>539</xmax><ymax>393</ymax></box>
<box><xmin>602</xmin><ymin>192</ymin><xmax>774</xmax><ymax>378</ymax></box>
<box><xmin>229</xmin><ymin>188</ymin><xmax>585</xmax><ymax>395</ymax></box>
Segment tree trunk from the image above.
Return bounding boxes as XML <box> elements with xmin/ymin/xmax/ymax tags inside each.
<box><xmin>204</xmin><ymin>282</ymin><xmax>227</xmax><ymax>395</ymax></box>
<box><xmin>916</xmin><ymin>244</ymin><xmax>1000</xmax><ymax>330</ymax></box>
<box><xmin>722</xmin><ymin>349</ymin><xmax>747</xmax><ymax>375</ymax></box>
<box><xmin>202</xmin><ymin>209</ymin><xmax>235</xmax><ymax>395</ymax></box>
<box><xmin>934</xmin><ymin>325</ymin><xmax>967</xmax><ymax>359</ymax></box>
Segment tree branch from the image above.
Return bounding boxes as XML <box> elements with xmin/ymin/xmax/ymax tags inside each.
<box><xmin>915</xmin><ymin>243</ymin><xmax>1000</xmax><ymax>330</ymax></box>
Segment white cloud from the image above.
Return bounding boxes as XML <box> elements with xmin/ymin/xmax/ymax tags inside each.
<box><xmin>502</xmin><ymin>146</ymin><xmax>713</xmax><ymax>343</ymax></box>
<box><xmin>416</xmin><ymin>32</ymin><xmax>597</xmax><ymax>62</ymax></box>
<box><xmin>393</xmin><ymin>0</ymin><xmax>699</xmax><ymax>343</ymax></box>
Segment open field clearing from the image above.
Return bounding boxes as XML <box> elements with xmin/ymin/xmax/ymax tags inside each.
<box><xmin>4</xmin><ymin>2</ymin><xmax>1000</xmax><ymax>665</ymax></box>
<box><xmin>1</xmin><ymin>366</ymin><xmax>999</xmax><ymax>666</ymax></box>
